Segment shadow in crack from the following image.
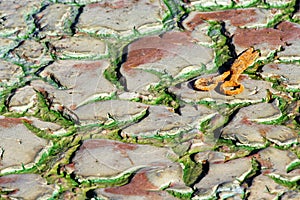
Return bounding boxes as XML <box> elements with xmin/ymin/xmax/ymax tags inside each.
<box><xmin>190</xmin><ymin>158</ymin><xmax>210</xmax><ymax>194</ymax></box>
<box><xmin>116</xmin><ymin>44</ymin><xmax>130</xmax><ymax>91</ymax></box>
<box><xmin>70</xmin><ymin>6</ymin><xmax>84</xmax><ymax>35</ymax></box>
<box><xmin>294</xmin><ymin>0</ymin><xmax>299</xmax><ymax>14</ymax></box>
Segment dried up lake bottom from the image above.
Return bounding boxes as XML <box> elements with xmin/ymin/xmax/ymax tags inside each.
<box><xmin>0</xmin><ymin>0</ymin><xmax>299</xmax><ymax>199</ymax></box>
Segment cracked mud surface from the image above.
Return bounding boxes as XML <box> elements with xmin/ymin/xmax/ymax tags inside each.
<box><xmin>0</xmin><ymin>0</ymin><xmax>299</xmax><ymax>199</ymax></box>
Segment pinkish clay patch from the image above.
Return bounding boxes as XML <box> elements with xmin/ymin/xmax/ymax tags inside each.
<box><xmin>233</xmin><ymin>21</ymin><xmax>300</xmax><ymax>54</ymax></box>
<box><xmin>80</xmin><ymin>139</ymin><xmax>137</xmax><ymax>151</ymax></box>
<box><xmin>187</xmin><ymin>9</ymin><xmax>258</xmax><ymax>28</ymax></box>
<box><xmin>0</xmin><ymin>117</ymin><xmax>31</xmax><ymax>128</ymax></box>
<box><xmin>123</xmin><ymin>48</ymin><xmax>167</xmax><ymax>70</ymax></box>
<box><xmin>104</xmin><ymin>170</ymin><xmax>158</xmax><ymax>195</ymax></box>
<box><xmin>73</xmin><ymin>61</ymin><xmax>102</xmax><ymax>70</ymax></box>
<box><xmin>122</xmin><ymin>31</ymin><xmax>194</xmax><ymax>71</ymax></box>
<box><xmin>87</xmin><ymin>1</ymin><xmax>133</xmax><ymax>9</ymax></box>
<box><xmin>183</xmin><ymin>8</ymin><xmax>282</xmax><ymax>31</ymax></box>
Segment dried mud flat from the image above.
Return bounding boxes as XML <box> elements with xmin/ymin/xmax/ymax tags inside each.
<box><xmin>0</xmin><ymin>0</ymin><xmax>299</xmax><ymax>199</ymax></box>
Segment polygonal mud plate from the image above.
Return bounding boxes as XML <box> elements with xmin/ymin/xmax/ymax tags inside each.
<box><xmin>264</xmin><ymin>126</ymin><xmax>299</xmax><ymax>146</ymax></box>
<box><xmin>76</xmin><ymin>0</ymin><xmax>164</xmax><ymax>38</ymax></box>
<box><xmin>94</xmin><ymin>166</ymin><xmax>189</xmax><ymax>200</ymax></box>
<box><xmin>170</xmin><ymin>74</ymin><xmax>273</xmax><ymax>105</ymax></box>
<box><xmin>246</xmin><ymin>174</ymin><xmax>289</xmax><ymax>199</ymax></box>
<box><xmin>0</xmin><ymin>117</ymin><xmax>49</xmax><ymax>173</ymax></box>
<box><xmin>120</xmin><ymin>31</ymin><xmax>214</xmax><ymax>94</ymax></box>
<box><xmin>0</xmin><ymin>60</ymin><xmax>24</xmax><ymax>88</ymax></box>
<box><xmin>195</xmin><ymin>151</ymin><xmax>232</xmax><ymax>165</ymax></box>
<box><xmin>50</xmin><ymin>34</ymin><xmax>108</xmax><ymax>59</ymax></box>
<box><xmin>181</xmin><ymin>17</ymin><xmax>212</xmax><ymax>46</ymax></box>
<box><xmin>223</xmin><ymin>119</ymin><xmax>299</xmax><ymax>147</ymax></box>
<box><xmin>222</xmin><ymin>122</ymin><xmax>267</xmax><ymax>147</ymax></box>
<box><xmin>275</xmin><ymin>22</ymin><xmax>300</xmax><ymax>61</ymax></box>
<box><xmin>221</xmin><ymin>103</ymin><xmax>298</xmax><ymax>147</ymax></box>
<box><xmin>34</xmin><ymin>3</ymin><xmax>79</xmax><ymax>36</ymax></box>
<box><xmin>0</xmin><ymin>174</ymin><xmax>55</xmax><ymax>199</ymax></box>
<box><xmin>183</xmin><ymin>8</ymin><xmax>283</xmax><ymax>34</ymax></box>
<box><xmin>0</xmin><ymin>1</ymin><xmax>40</xmax><ymax>38</ymax></box>
<box><xmin>6</xmin><ymin>81</ymin><xmax>79</xmax><ymax>129</ymax></box>
<box><xmin>233</xmin><ymin>21</ymin><xmax>300</xmax><ymax>56</ymax></box>
<box><xmin>0</xmin><ymin>38</ymin><xmax>19</xmax><ymax>57</ymax></box>
<box><xmin>7</xmin><ymin>86</ymin><xmax>70</xmax><ymax>117</ymax></box>
<box><xmin>72</xmin><ymin>139</ymin><xmax>178</xmax><ymax>179</ymax></box>
<box><xmin>74</xmin><ymin>100</ymin><xmax>147</xmax><ymax>125</ymax></box>
<box><xmin>233</xmin><ymin>102</ymin><xmax>282</xmax><ymax>122</ymax></box>
<box><xmin>193</xmin><ymin>157</ymin><xmax>252</xmax><ymax>198</ymax></box>
<box><xmin>7</xmin><ymin>85</ymin><xmax>37</xmax><ymax>113</ymax></box>
<box><xmin>121</xmin><ymin>104</ymin><xmax>217</xmax><ymax>137</ymax></box>
<box><xmin>7</xmin><ymin>39</ymin><xmax>53</xmax><ymax>68</ymax></box>
<box><xmin>38</xmin><ymin>59</ymin><xmax>115</xmax><ymax>109</ymax></box>
<box><xmin>261</xmin><ymin>63</ymin><xmax>300</xmax><ymax>90</ymax></box>
<box><xmin>278</xmin><ymin>40</ymin><xmax>300</xmax><ymax>61</ymax></box>
<box><xmin>255</xmin><ymin>147</ymin><xmax>300</xmax><ymax>177</ymax></box>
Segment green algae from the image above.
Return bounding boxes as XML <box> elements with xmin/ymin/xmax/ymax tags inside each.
<box><xmin>172</xmin><ymin>64</ymin><xmax>207</xmax><ymax>85</ymax></box>
<box><xmin>236</xmin><ymin>158</ymin><xmax>261</xmax><ymax>185</ymax></box>
<box><xmin>0</xmin><ymin>89</ymin><xmax>13</xmax><ymax>114</ymax></box>
<box><xmin>286</xmin><ymin>159</ymin><xmax>300</xmax><ymax>173</ymax></box>
<box><xmin>103</xmin><ymin>107</ymin><xmax>148</xmax><ymax>130</ymax></box>
<box><xmin>42</xmin><ymin>138</ymin><xmax>84</xmax><ymax>199</ymax></box>
<box><xmin>80</xmin><ymin>171</ymin><xmax>134</xmax><ymax>188</ymax></box>
<box><xmin>4</xmin><ymin>40</ymin><xmax>54</xmax><ymax>72</ymax></box>
<box><xmin>103</xmin><ymin>42</ymin><xmax>126</xmax><ymax>89</ymax></box>
<box><xmin>179</xmin><ymin>154</ymin><xmax>203</xmax><ymax>187</ymax></box>
<box><xmin>33</xmin><ymin>90</ymin><xmax>75</xmax><ymax>128</ymax></box>
<box><xmin>214</xmin><ymin>138</ymin><xmax>263</xmax><ymax>157</ymax></box>
<box><xmin>0</xmin><ymin>82</ymin><xmax>28</xmax><ymax>114</ymax></box>
<box><xmin>261</xmin><ymin>95</ymin><xmax>291</xmax><ymax>125</ymax></box>
<box><xmin>199</xmin><ymin>117</ymin><xmax>213</xmax><ymax>134</ymax></box>
<box><xmin>62</xmin><ymin>5</ymin><xmax>82</xmax><ymax>35</ymax></box>
<box><xmin>103</xmin><ymin>62</ymin><xmax>122</xmax><ymax>89</ymax></box>
<box><xmin>146</xmin><ymin>84</ymin><xmax>180</xmax><ymax>109</ymax></box>
<box><xmin>163</xmin><ymin>0</ymin><xmax>188</xmax><ymax>28</ymax></box>
<box><xmin>268</xmin><ymin>173</ymin><xmax>300</xmax><ymax>190</ymax></box>
<box><xmin>76</xmin><ymin>92</ymin><xmax>117</xmax><ymax>108</ymax></box>
<box><xmin>36</xmin><ymin>139</ymin><xmax>76</xmax><ymax>173</ymax></box>
<box><xmin>207</xmin><ymin>21</ymin><xmax>233</xmax><ymax>69</ymax></box>
<box><xmin>0</xmin><ymin>137</ymin><xmax>78</xmax><ymax>177</ymax></box>
<box><xmin>23</xmin><ymin>121</ymin><xmax>77</xmax><ymax>140</ymax></box>
<box><xmin>167</xmin><ymin>189</ymin><xmax>193</xmax><ymax>200</ymax></box>
<box><xmin>77</xmin><ymin>107</ymin><xmax>149</xmax><ymax>142</ymax></box>
<box><xmin>127</xmin><ymin>132</ymin><xmax>186</xmax><ymax>148</ymax></box>
<box><xmin>38</xmin><ymin>72</ymin><xmax>68</xmax><ymax>90</ymax></box>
